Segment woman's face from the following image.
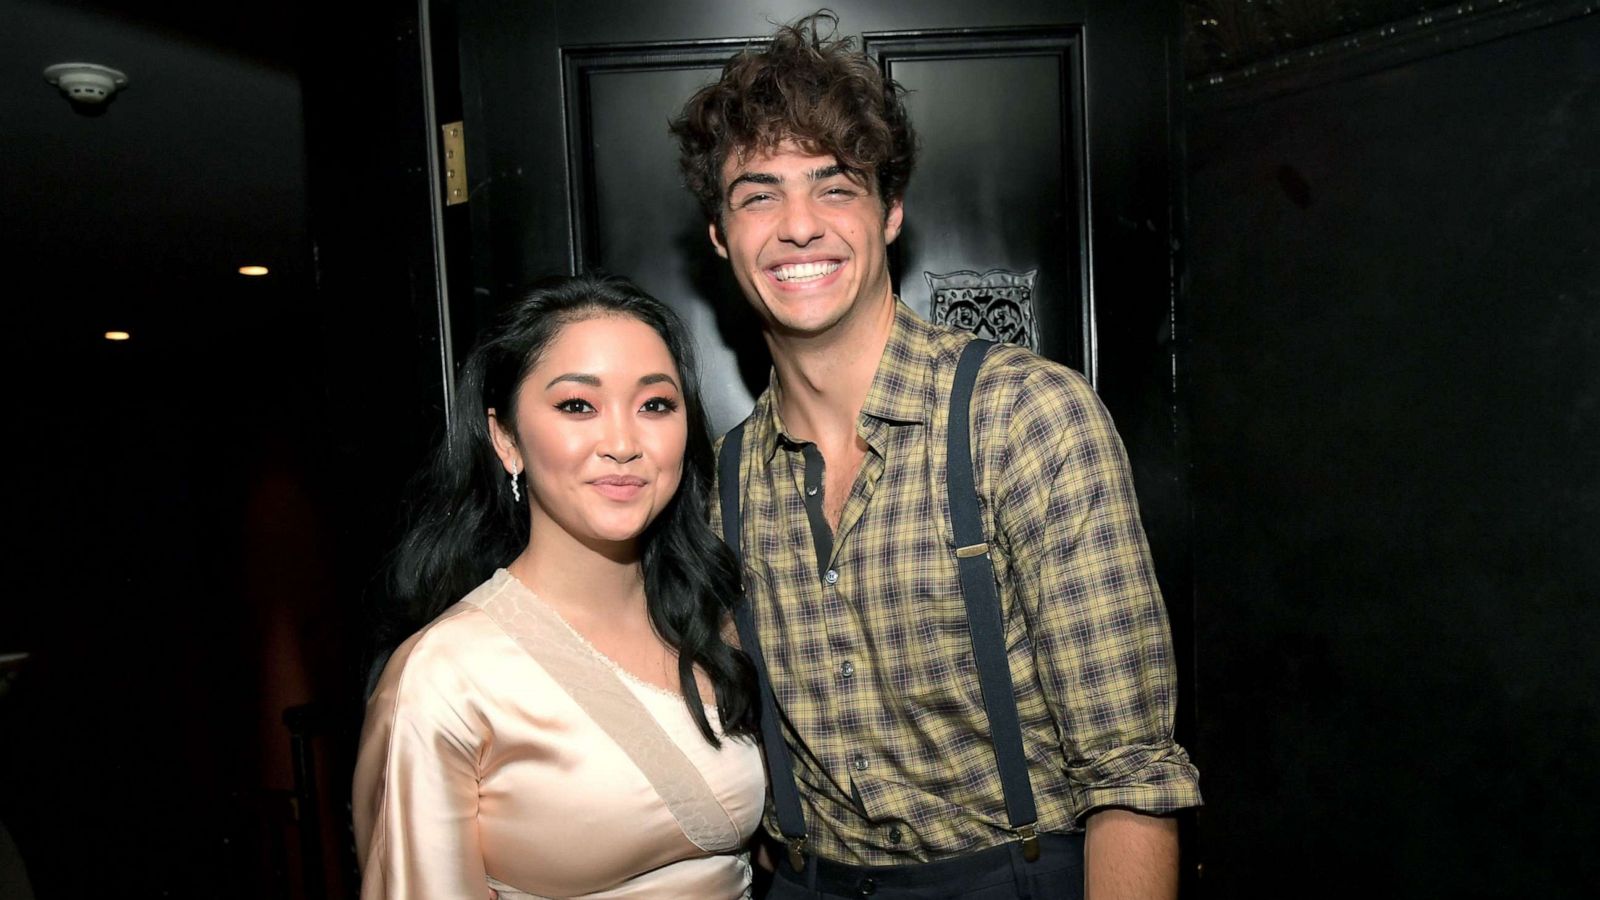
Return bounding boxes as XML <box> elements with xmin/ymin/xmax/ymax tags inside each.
<box><xmin>490</xmin><ymin>314</ymin><xmax>688</xmax><ymax>554</ymax></box>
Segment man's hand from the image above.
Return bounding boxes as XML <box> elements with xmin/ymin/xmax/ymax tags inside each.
<box><xmin>1084</xmin><ymin>808</ymin><xmax>1179</xmax><ymax>900</ymax></box>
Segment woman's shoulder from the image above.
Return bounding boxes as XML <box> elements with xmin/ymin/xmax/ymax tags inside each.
<box><xmin>370</xmin><ymin>581</ymin><xmax>511</xmax><ymax>707</ymax></box>
<box><xmin>392</xmin><ymin>604</ymin><xmax>492</xmax><ymax>668</ymax></box>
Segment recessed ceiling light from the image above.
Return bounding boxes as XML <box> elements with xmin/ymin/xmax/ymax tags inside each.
<box><xmin>105</xmin><ymin>331</ymin><xmax>131</xmax><ymax>341</ymax></box>
<box><xmin>239</xmin><ymin>265</ymin><xmax>269</xmax><ymax>276</ymax></box>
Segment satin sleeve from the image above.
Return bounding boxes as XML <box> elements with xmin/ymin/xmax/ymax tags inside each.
<box><xmin>353</xmin><ymin>612</ymin><xmax>491</xmax><ymax>900</ymax></box>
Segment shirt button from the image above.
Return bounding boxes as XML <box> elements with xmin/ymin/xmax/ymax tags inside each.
<box><xmin>806</xmin><ymin>485</ymin><xmax>818</xmax><ymax>496</ymax></box>
<box><xmin>839</xmin><ymin>660</ymin><xmax>855</xmax><ymax>678</ymax></box>
<box><xmin>824</xmin><ymin>569</ymin><xmax>839</xmax><ymax>585</ymax></box>
<box><xmin>888</xmin><ymin>826</ymin><xmax>903</xmax><ymax>844</ymax></box>
<box><xmin>852</xmin><ymin>754</ymin><xmax>869</xmax><ymax>772</ymax></box>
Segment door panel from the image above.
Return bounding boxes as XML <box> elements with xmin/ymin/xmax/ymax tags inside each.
<box><xmin>564</xmin><ymin>43</ymin><xmax>760</xmax><ymax>427</ymax></box>
<box><xmin>872</xmin><ymin>29</ymin><xmax>1088</xmax><ymax>372</ymax></box>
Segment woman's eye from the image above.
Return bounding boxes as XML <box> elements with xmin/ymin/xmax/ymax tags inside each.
<box><xmin>640</xmin><ymin>397</ymin><xmax>680</xmax><ymax>415</ymax></box>
<box><xmin>555</xmin><ymin>398</ymin><xmax>595</xmax><ymax>414</ymax></box>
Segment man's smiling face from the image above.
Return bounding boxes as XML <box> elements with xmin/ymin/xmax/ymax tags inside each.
<box><xmin>710</xmin><ymin>141</ymin><xmax>904</xmax><ymax>340</ymax></box>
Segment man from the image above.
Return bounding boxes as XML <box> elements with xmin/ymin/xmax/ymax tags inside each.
<box><xmin>673</xmin><ymin>12</ymin><xmax>1201</xmax><ymax>899</ymax></box>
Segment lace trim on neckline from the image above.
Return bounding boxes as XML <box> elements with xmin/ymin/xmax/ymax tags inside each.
<box><xmin>494</xmin><ymin>569</ymin><xmax>721</xmax><ymax>717</ymax></box>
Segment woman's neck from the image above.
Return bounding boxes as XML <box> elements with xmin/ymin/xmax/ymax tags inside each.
<box><xmin>507</xmin><ymin>529</ymin><xmax>646</xmax><ymax>622</ymax></box>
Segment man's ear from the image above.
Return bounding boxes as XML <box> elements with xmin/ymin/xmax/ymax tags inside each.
<box><xmin>486</xmin><ymin>409</ymin><xmax>521</xmax><ymax>474</ymax></box>
<box><xmin>884</xmin><ymin>198</ymin><xmax>905</xmax><ymax>246</ymax></box>
<box><xmin>708</xmin><ymin>219</ymin><xmax>730</xmax><ymax>259</ymax></box>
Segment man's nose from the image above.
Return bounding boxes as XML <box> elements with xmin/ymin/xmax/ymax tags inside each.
<box><xmin>776</xmin><ymin>195</ymin><xmax>824</xmax><ymax>246</ymax></box>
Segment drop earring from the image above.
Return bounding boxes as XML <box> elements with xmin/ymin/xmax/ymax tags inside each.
<box><xmin>510</xmin><ymin>469</ymin><xmax>522</xmax><ymax>503</ymax></box>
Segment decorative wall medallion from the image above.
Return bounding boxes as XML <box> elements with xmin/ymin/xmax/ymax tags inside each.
<box><xmin>925</xmin><ymin>268</ymin><xmax>1040</xmax><ymax>352</ymax></box>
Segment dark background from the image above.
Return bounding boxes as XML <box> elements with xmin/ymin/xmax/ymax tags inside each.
<box><xmin>1</xmin><ymin>1</ymin><xmax>1595</xmax><ymax>897</ymax></box>
<box><xmin>1184</xmin><ymin>4</ymin><xmax>1600</xmax><ymax>892</ymax></box>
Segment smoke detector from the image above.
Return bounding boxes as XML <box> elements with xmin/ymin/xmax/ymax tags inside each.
<box><xmin>44</xmin><ymin>62</ymin><xmax>129</xmax><ymax>106</ymax></box>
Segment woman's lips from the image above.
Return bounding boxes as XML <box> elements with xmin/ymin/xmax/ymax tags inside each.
<box><xmin>591</xmin><ymin>476</ymin><xmax>646</xmax><ymax>500</ymax></box>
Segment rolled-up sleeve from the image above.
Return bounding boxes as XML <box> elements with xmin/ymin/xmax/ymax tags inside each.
<box><xmin>995</xmin><ymin>366</ymin><xmax>1202</xmax><ymax>819</ymax></box>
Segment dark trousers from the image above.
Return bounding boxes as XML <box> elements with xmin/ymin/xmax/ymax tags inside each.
<box><xmin>764</xmin><ymin>833</ymin><xmax>1084</xmax><ymax>900</ymax></box>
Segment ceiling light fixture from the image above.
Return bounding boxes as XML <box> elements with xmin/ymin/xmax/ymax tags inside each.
<box><xmin>104</xmin><ymin>331</ymin><xmax>131</xmax><ymax>341</ymax></box>
<box><xmin>43</xmin><ymin>62</ymin><xmax>129</xmax><ymax>108</ymax></box>
<box><xmin>238</xmin><ymin>265</ymin><xmax>270</xmax><ymax>276</ymax></box>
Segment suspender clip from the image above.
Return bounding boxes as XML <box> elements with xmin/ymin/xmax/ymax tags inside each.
<box><xmin>1015</xmin><ymin>823</ymin><xmax>1040</xmax><ymax>862</ymax></box>
<box><xmin>786</xmin><ymin>836</ymin><xmax>809</xmax><ymax>871</ymax></box>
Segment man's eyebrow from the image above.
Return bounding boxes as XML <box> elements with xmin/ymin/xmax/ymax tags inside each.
<box><xmin>545</xmin><ymin>373</ymin><xmax>600</xmax><ymax>389</ymax></box>
<box><xmin>808</xmin><ymin>163</ymin><xmax>847</xmax><ymax>181</ymax></box>
<box><xmin>640</xmin><ymin>373</ymin><xmax>680</xmax><ymax>389</ymax></box>
<box><xmin>727</xmin><ymin>172</ymin><xmax>781</xmax><ymax>193</ymax></box>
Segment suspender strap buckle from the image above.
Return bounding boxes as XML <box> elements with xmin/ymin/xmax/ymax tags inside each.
<box><xmin>786</xmin><ymin>836</ymin><xmax>809</xmax><ymax>871</ymax></box>
<box><xmin>1014</xmin><ymin>823</ymin><xmax>1040</xmax><ymax>863</ymax></box>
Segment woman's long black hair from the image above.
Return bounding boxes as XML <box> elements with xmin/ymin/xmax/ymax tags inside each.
<box><xmin>379</xmin><ymin>273</ymin><xmax>755</xmax><ymax>744</ymax></box>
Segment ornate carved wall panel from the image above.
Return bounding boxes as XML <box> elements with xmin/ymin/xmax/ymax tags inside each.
<box><xmin>925</xmin><ymin>268</ymin><xmax>1041</xmax><ymax>352</ymax></box>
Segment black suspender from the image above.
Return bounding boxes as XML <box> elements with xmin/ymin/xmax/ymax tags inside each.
<box><xmin>719</xmin><ymin>417</ymin><xmax>811</xmax><ymax>870</ymax></box>
<box><xmin>717</xmin><ymin>338</ymin><xmax>1040</xmax><ymax>868</ymax></box>
<box><xmin>946</xmin><ymin>340</ymin><xmax>1041</xmax><ymax>861</ymax></box>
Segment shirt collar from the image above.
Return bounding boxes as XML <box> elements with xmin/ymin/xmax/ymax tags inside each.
<box><xmin>859</xmin><ymin>300</ymin><xmax>938</xmax><ymax>427</ymax></box>
<box><xmin>746</xmin><ymin>301</ymin><xmax>936</xmax><ymax>461</ymax></box>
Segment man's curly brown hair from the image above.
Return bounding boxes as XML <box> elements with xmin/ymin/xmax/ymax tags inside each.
<box><xmin>670</xmin><ymin>10</ymin><xmax>917</xmax><ymax>222</ymax></box>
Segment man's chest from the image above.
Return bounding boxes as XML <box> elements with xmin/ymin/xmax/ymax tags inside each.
<box><xmin>765</xmin><ymin>426</ymin><xmax>941</xmax><ymax>572</ymax></box>
<box><xmin>817</xmin><ymin>436</ymin><xmax>868</xmax><ymax>531</ymax></box>
<box><xmin>739</xmin><ymin>425</ymin><xmax>1041</xmax><ymax>779</ymax></box>
<box><xmin>746</xmin><ymin>431</ymin><xmax>991</xmax><ymax>668</ymax></box>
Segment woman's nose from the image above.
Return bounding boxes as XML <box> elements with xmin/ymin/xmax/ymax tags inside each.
<box><xmin>598</xmin><ymin>414</ymin><xmax>642</xmax><ymax>463</ymax></box>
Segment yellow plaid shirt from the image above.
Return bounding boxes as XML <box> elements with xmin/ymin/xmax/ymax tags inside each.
<box><xmin>713</xmin><ymin>302</ymin><xmax>1202</xmax><ymax>865</ymax></box>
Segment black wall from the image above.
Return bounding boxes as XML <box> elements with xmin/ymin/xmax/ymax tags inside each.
<box><xmin>0</xmin><ymin>1</ymin><xmax>447</xmax><ymax>895</ymax></box>
<box><xmin>1184</xmin><ymin>10</ymin><xmax>1600</xmax><ymax>895</ymax></box>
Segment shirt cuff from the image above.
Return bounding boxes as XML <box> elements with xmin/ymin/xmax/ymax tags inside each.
<box><xmin>1065</xmin><ymin>740</ymin><xmax>1204</xmax><ymax>821</ymax></box>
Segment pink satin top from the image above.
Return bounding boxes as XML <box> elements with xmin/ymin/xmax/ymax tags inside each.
<box><xmin>353</xmin><ymin>571</ymin><xmax>765</xmax><ymax>899</ymax></box>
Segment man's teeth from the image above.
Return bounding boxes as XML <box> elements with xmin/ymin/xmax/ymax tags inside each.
<box><xmin>772</xmin><ymin>261</ymin><xmax>842</xmax><ymax>282</ymax></box>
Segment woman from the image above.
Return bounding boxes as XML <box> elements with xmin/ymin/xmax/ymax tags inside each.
<box><xmin>354</xmin><ymin>274</ymin><xmax>763</xmax><ymax>899</ymax></box>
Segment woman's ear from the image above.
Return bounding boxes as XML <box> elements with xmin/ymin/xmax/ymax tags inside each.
<box><xmin>486</xmin><ymin>409</ymin><xmax>522</xmax><ymax>475</ymax></box>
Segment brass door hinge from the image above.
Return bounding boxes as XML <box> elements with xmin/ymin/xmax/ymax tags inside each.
<box><xmin>442</xmin><ymin>121</ymin><xmax>467</xmax><ymax>206</ymax></box>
